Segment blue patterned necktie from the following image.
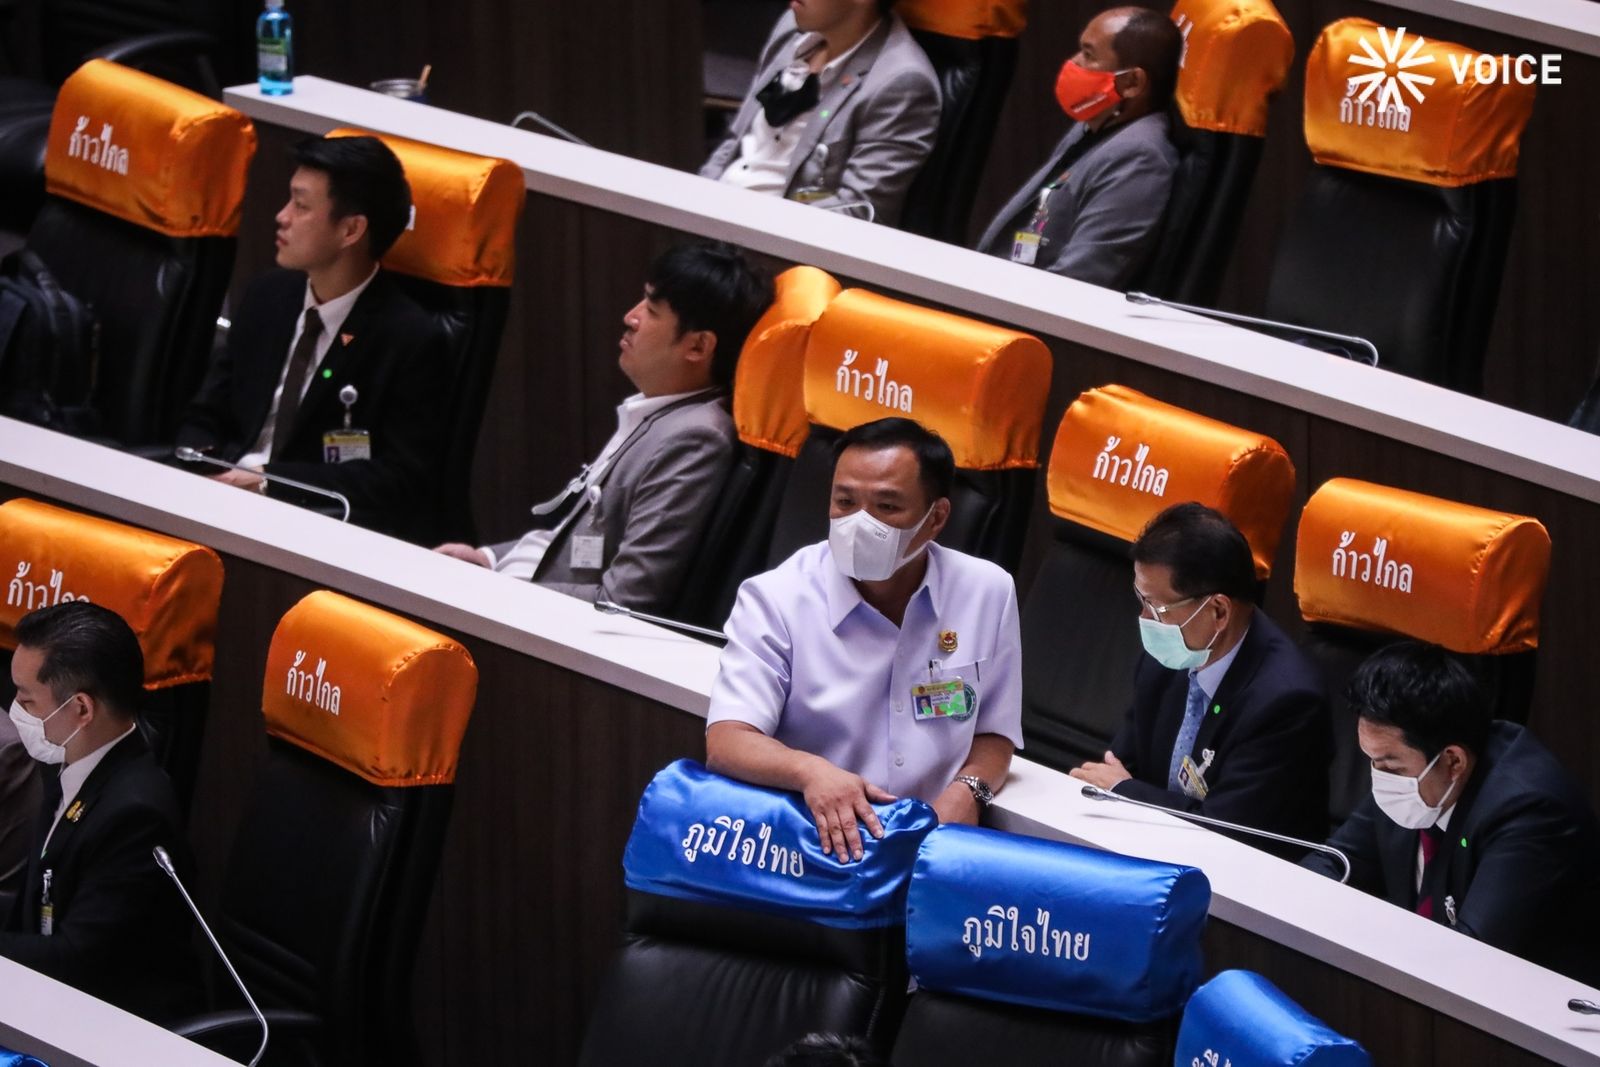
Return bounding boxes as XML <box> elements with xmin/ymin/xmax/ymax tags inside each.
<box><xmin>1167</xmin><ymin>674</ymin><xmax>1208</xmax><ymax>791</ymax></box>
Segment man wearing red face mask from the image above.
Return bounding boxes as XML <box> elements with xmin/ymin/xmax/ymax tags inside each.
<box><xmin>975</xmin><ymin>6</ymin><xmax>1183</xmax><ymax>289</ymax></box>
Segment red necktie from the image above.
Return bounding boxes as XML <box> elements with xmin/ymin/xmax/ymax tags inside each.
<box><xmin>1416</xmin><ymin>828</ymin><xmax>1440</xmax><ymax>918</ymax></box>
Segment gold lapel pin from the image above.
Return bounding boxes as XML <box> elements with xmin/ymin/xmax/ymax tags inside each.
<box><xmin>939</xmin><ymin>629</ymin><xmax>958</xmax><ymax>654</ymax></box>
<box><xmin>64</xmin><ymin>800</ymin><xmax>84</xmax><ymax>823</ymax></box>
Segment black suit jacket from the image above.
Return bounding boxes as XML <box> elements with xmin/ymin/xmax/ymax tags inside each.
<box><xmin>1305</xmin><ymin>721</ymin><xmax>1600</xmax><ymax>985</ymax></box>
<box><xmin>0</xmin><ymin>730</ymin><xmax>202</xmax><ymax>1022</ymax></box>
<box><xmin>177</xmin><ymin>268</ymin><xmax>449</xmax><ymax>542</ymax></box>
<box><xmin>1110</xmin><ymin>611</ymin><xmax>1330</xmax><ymax>851</ymax></box>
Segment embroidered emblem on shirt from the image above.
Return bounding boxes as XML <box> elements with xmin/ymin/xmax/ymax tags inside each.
<box><xmin>939</xmin><ymin>629</ymin><xmax>958</xmax><ymax>654</ymax></box>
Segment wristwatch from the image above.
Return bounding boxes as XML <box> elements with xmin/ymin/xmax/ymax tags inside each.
<box><xmin>954</xmin><ymin>775</ymin><xmax>994</xmax><ymax>808</ymax></box>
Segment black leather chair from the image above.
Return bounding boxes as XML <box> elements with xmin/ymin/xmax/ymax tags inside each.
<box><xmin>0</xmin><ymin>497</ymin><xmax>223</xmax><ymax>819</ymax></box>
<box><xmin>1020</xmin><ymin>385</ymin><xmax>1295</xmax><ymax>771</ymax></box>
<box><xmin>1131</xmin><ymin>0</ymin><xmax>1293</xmax><ymax>305</ymax></box>
<box><xmin>1570</xmin><ymin>357</ymin><xmax>1600</xmax><ymax>434</ymax></box>
<box><xmin>0</xmin><ymin>0</ymin><xmax>221</xmax><ymax>235</ymax></box>
<box><xmin>173</xmin><ymin>590</ymin><xmax>478</xmax><ymax>1067</ymax></box>
<box><xmin>896</xmin><ymin>0</ymin><xmax>1025</xmax><ymax>243</ymax></box>
<box><xmin>331</xmin><ymin>129</ymin><xmax>526</xmax><ymax>545</ymax></box>
<box><xmin>9</xmin><ymin>60</ymin><xmax>253</xmax><ymax>445</ymax></box>
<box><xmin>1261</xmin><ymin>19</ymin><xmax>1534</xmax><ymax>392</ymax></box>
<box><xmin>1292</xmin><ymin>478</ymin><xmax>1549</xmax><ymax>828</ymax></box>
<box><xmin>759</xmin><ymin>287</ymin><xmax>1051</xmax><ymax>573</ymax></box>
<box><xmin>675</xmin><ymin>265</ymin><xmax>839</xmax><ymax>630</ymax></box>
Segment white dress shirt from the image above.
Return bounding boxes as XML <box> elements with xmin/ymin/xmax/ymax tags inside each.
<box><xmin>720</xmin><ymin>24</ymin><xmax>880</xmax><ymax>196</ymax></box>
<box><xmin>43</xmin><ymin>722</ymin><xmax>136</xmax><ymax>853</ymax></box>
<box><xmin>237</xmin><ymin>266</ymin><xmax>379</xmax><ymax>469</ymax></box>
<box><xmin>707</xmin><ymin>541</ymin><xmax>1024</xmax><ymax>804</ymax></box>
<box><xmin>484</xmin><ymin>389</ymin><xmax>712</xmax><ymax>579</ymax></box>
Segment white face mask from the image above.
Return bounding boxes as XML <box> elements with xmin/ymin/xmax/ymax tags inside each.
<box><xmin>8</xmin><ymin>694</ymin><xmax>82</xmax><ymax>766</ymax></box>
<box><xmin>1136</xmin><ymin>597</ymin><xmax>1217</xmax><ymax>671</ymax></box>
<box><xmin>829</xmin><ymin>506</ymin><xmax>933</xmax><ymax>582</ymax></box>
<box><xmin>1371</xmin><ymin>750</ymin><xmax>1458</xmax><ymax>829</ymax></box>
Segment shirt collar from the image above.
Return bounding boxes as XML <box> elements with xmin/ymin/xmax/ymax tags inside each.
<box><xmin>823</xmin><ymin>540</ymin><xmax>942</xmax><ymax>630</ymax></box>
<box><xmin>1191</xmin><ymin>619</ymin><xmax>1249</xmax><ymax>699</ymax></box>
<box><xmin>59</xmin><ymin>722</ymin><xmax>136</xmax><ymax>806</ymax></box>
<box><xmin>301</xmin><ymin>265</ymin><xmax>379</xmax><ymax>341</ymax></box>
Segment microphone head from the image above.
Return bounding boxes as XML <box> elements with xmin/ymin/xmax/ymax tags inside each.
<box><xmin>152</xmin><ymin>845</ymin><xmax>175</xmax><ymax>875</ymax></box>
<box><xmin>1570</xmin><ymin>999</ymin><xmax>1600</xmax><ymax>1015</ymax></box>
<box><xmin>593</xmin><ymin>600</ymin><xmax>625</xmax><ymax>616</ymax></box>
<box><xmin>1124</xmin><ymin>291</ymin><xmax>1157</xmax><ymax>306</ymax></box>
<box><xmin>174</xmin><ymin>446</ymin><xmax>204</xmax><ymax>463</ymax></box>
<box><xmin>1080</xmin><ymin>784</ymin><xmax>1111</xmax><ymax>800</ymax></box>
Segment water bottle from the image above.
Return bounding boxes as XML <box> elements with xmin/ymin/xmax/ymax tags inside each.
<box><xmin>257</xmin><ymin>0</ymin><xmax>294</xmax><ymax>95</ymax></box>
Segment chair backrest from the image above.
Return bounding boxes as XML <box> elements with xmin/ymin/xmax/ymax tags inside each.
<box><xmin>1294</xmin><ymin>478</ymin><xmax>1549</xmax><ymax>827</ymax></box>
<box><xmin>40</xmin><ymin>0</ymin><xmax>222</xmax><ymax>85</ymax></box>
<box><xmin>328</xmin><ymin>127</ymin><xmax>525</xmax><ymax>545</ymax></box>
<box><xmin>580</xmin><ymin>759</ymin><xmax>937</xmax><ymax>1066</ymax></box>
<box><xmin>765</xmin><ymin>288</ymin><xmax>1051</xmax><ymax>571</ymax></box>
<box><xmin>675</xmin><ymin>265</ymin><xmax>839</xmax><ymax>629</ymax></box>
<box><xmin>1021</xmin><ymin>384</ymin><xmax>1294</xmax><ymax>770</ymax></box>
<box><xmin>1133</xmin><ymin>0</ymin><xmax>1292</xmax><ymax>304</ymax></box>
<box><xmin>896</xmin><ymin>0</ymin><xmax>1026</xmax><ymax>242</ymax></box>
<box><xmin>891</xmin><ymin>824</ymin><xmax>1209</xmax><ymax>1067</ymax></box>
<box><xmin>25</xmin><ymin>59</ymin><xmax>253</xmax><ymax>444</ymax></box>
<box><xmin>0</xmin><ymin>497</ymin><xmax>222</xmax><ymax>816</ymax></box>
<box><xmin>1175</xmin><ymin>970</ymin><xmax>1372</xmax><ymax>1066</ymax></box>
<box><xmin>1264</xmin><ymin>19</ymin><xmax>1533</xmax><ymax>391</ymax></box>
<box><xmin>219</xmin><ymin>591</ymin><xmax>476</xmax><ymax>1067</ymax></box>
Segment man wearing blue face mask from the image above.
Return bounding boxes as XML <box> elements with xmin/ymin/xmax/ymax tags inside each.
<box><xmin>0</xmin><ymin>601</ymin><xmax>202</xmax><ymax>1021</ymax></box>
<box><xmin>1071</xmin><ymin>503</ymin><xmax>1329</xmax><ymax>853</ymax></box>
<box><xmin>1303</xmin><ymin>641</ymin><xmax>1600</xmax><ymax>984</ymax></box>
<box><xmin>706</xmin><ymin>418</ymin><xmax>1022</xmax><ymax>863</ymax></box>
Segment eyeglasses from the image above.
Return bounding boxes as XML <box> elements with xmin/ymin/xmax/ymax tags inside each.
<box><xmin>1135</xmin><ymin>590</ymin><xmax>1211</xmax><ymax>622</ymax></box>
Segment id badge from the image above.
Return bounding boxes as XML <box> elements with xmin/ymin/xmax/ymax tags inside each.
<box><xmin>322</xmin><ymin>429</ymin><xmax>371</xmax><ymax>463</ymax></box>
<box><xmin>911</xmin><ymin>679</ymin><xmax>970</xmax><ymax>722</ymax></box>
<box><xmin>569</xmin><ymin>534</ymin><xmax>604</xmax><ymax>570</ymax></box>
<box><xmin>1177</xmin><ymin>755</ymin><xmax>1210</xmax><ymax>800</ymax></box>
<box><xmin>39</xmin><ymin>902</ymin><xmax>53</xmax><ymax>936</ymax></box>
<box><xmin>1010</xmin><ymin>230</ymin><xmax>1041</xmax><ymax>266</ymax></box>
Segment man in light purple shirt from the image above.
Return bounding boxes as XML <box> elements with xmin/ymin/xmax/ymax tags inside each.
<box><xmin>706</xmin><ymin>418</ymin><xmax>1022</xmax><ymax>862</ymax></box>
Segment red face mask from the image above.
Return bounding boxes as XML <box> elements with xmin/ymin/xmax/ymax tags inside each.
<box><xmin>1055</xmin><ymin>59</ymin><xmax>1126</xmax><ymax>122</ymax></box>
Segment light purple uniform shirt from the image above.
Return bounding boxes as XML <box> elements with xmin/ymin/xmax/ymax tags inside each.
<box><xmin>706</xmin><ymin>541</ymin><xmax>1024</xmax><ymax>803</ymax></box>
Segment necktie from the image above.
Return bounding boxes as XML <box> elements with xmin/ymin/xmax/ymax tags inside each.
<box><xmin>1416</xmin><ymin>827</ymin><xmax>1442</xmax><ymax>918</ymax></box>
<box><xmin>1167</xmin><ymin>674</ymin><xmax>1207</xmax><ymax>791</ymax></box>
<box><xmin>270</xmin><ymin>306</ymin><xmax>324</xmax><ymax>457</ymax></box>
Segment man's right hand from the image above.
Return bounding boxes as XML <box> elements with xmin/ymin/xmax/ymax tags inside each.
<box><xmin>434</xmin><ymin>543</ymin><xmax>491</xmax><ymax>568</ymax></box>
<box><xmin>802</xmin><ymin>760</ymin><xmax>896</xmax><ymax>863</ymax></box>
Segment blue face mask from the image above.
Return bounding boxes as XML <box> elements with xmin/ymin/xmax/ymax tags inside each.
<box><xmin>1136</xmin><ymin>597</ymin><xmax>1217</xmax><ymax>671</ymax></box>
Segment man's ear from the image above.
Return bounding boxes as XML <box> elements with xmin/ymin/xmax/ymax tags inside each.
<box><xmin>1117</xmin><ymin>66</ymin><xmax>1150</xmax><ymax>101</ymax></box>
<box><xmin>338</xmin><ymin>212</ymin><xmax>370</xmax><ymax>253</ymax></box>
<box><xmin>680</xmin><ymin>329</ymin><xmax>717</xmax><ymax>366</ymax></box>
<box><xmin>926</xmin><ymin>496</ymin><xmax>953</xmax><ymax>539</ymax></box>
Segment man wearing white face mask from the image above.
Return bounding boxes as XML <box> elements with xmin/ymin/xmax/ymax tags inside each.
<box><xmin>0</xmin><ymin>602</ymin><xmax>202</xmax><ymax>1021</ymax></box>
<box><xmin>706</xmin><ymin>418</ymin><xmax>1023</xmax><ymax>863</ymax></box>
<box><xmin>1071</xmin><ymin>503</ymin><xmax>1329</xmax><ymax>853</ymax></box>
<box><xmin>1304</xmin><ymin>641</ymin><xmax>1600</xmax><ymax>984</ymax></box>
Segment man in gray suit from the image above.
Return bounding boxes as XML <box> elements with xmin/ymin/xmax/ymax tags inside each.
<box><xmin>975</xmin><ymin>7</ymin><xmax>1183</xmax><ymax>289</ymax></box>
<box><xmin>434</xmin><ymin>243</ymin><xmax>773</xmax><ymax>614</ymax></box>
<box><xmin>701</xmin><ymin>0</ymin><xmax>940</xmax><ymax>228</ymax></box>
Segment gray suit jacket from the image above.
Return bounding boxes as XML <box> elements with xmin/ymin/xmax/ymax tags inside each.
<box><xmin>976</xmin><ymin>112</ymin><xmax>1178</xmax><ymax>289</ymax></box>
<box><xmin>700</xmin><ymin>12</ymin><xmax>941</xmax><ymax>227</ymax></box>
<box><xmin>492</xmin><ymin>392</ymin><xmax>737</xmax><ymax>614</ymax></box>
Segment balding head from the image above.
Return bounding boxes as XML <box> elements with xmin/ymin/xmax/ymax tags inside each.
<box><xmin>1076</xmin><ymin>5</ymin><xmax>1183</xmax><ymax>124</ymax></box>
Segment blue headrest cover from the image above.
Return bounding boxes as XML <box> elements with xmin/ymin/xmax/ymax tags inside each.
<box><xmin>622</xmin><ymin>759</ymin><xmax>937</xmax><ymax>928</ymax></box>
<box><xmin>906</xmin><ymin>825</ymin><xmax>1210</xmax><ymax>1021</ymax></box>
<box><xmin>1175</xmin><ymin>970</ymin><xmax>1372</xmax><ymax>1067</ymax></box>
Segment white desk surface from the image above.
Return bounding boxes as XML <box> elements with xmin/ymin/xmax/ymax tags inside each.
<box><xmin>3</xmin><ymin>421</ymin><xmax>1600</xmax><ymax>1064</ymax></box>
<box><xmin>226</xmin><ymin>77</ymin><xmax>1600</xmax><ymax>509</ymax></box>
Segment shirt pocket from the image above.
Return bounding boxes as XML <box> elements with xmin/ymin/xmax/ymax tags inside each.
<box><xmin>918</xmin><ymin>657</ymin><xmax>987</xmax><ymax>724</ymax></box>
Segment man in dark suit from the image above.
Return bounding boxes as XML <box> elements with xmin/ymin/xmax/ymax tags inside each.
<box><xmin>1072</xmin><ymin>503</ymin><xmax>1330</xmax><ymax>851</ymax></box>
<box><xmin>177</xmin><ymin>135</ymin><xmax>448</xmax><ymax>542</ymax></box>
<box><xmin>975</xmin><ymin>6</ymin><xmax>1183</xmax><ymax>288</ymax></box>
<box><xmin>0</xmin><ymin>601</ymin><xmax>202</xmax><ymax>1021</ymax></box>
<box><xmin>1304</xmin><ymin>641</ymin><xmax>1600</xmax><ymax>985</ymax></box>
<box><xmin>433</xmin><ymin>242</ymin><xmax>773</xmax><ymax>614</ymax></box>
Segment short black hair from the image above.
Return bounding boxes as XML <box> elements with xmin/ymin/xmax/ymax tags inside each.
<box><xmin>833</xmin><ymin>417</ymin><xmax>955</xmax><ymax>504</ymax></box>
<box><xmin>1131</xmin><ymin>502</ymin><xmax>1257</xmax><ymax>602</ymax></box>
<box><xmin>1348</xmin><ymin>641</ymin><xmax>1492</xmax><ymax>759</ymax></box>
<box><xmin>14</xmin><ymin>601</ymin><xmax>144</xmax><ymax>719</ymax></box>
<box><xmin>645</xmin><ymin>241</ymin><xmax>774</xmax><ymax>387</ymax></box>
<box><xmin>292</xmin><ymin>135</ymin><xmax>413</xmax><ymax>260</ymax></box>
<box><xmin>1110</xmin><ymin>7</ymin><xmax>1184</xmax><ymax>109</ymax></box>
<box><xmin>763</xmin><ymin>1032</ymin><xmax>888</xmax><ymax>1067</ymax></box>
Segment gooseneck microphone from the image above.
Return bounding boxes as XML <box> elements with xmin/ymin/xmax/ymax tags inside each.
<box><xmin>154</xmin><ymin>846</ymin><xmax>269</xmax><ymax>1067</ymax></box>
<box><xmin>509</xmin><ymin>110</ymin><xmax>592</xmax><ymax>147</ymax></box>
<box><xmin>1569</xmin><ymin>999</ymin><xmax>1600</xmax><ymax>1014</ymax></box>
<box><xmin>1079</xmin><ymin>784</ymin><xmax>1352</xmax><ymax>884</ymax></box>
<box><xmin>175</xmin><ymin>446</ymin><xmax>352</xmax><ymax>523</ymax></box>
<box><xmin>593</xmin><ymin>599</ymin><xmax>727</xmax><ymax>642</ymax></box>
<box><xmin>1124</xmin><ymin>291</ymin><xmax>1381</xmax><ymax>368</ymax></box>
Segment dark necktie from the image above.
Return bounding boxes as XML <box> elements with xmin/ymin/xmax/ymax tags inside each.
<box><xmin>755</xmin><ymin>69</ymin><xmax>820</xmax><ymax>128</ymax></box>
<box><xmin>1416</xmin><ymin>826</ymin><xmax>1442</xmax><ymax>918</ymax></box>
<box><xmin>270</xmin><ymin>306</ymin><xmax>324</xmax><ymax>456</ymax></box>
